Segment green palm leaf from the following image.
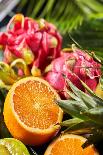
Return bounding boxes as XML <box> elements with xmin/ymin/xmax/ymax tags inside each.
<box><xmin>63</xmin><ymin>18</ymin><xmax>103</xmax><ymax>56</ymax></box>
<box><xmin>17</xmin><ymin>0</ymin><xmax>103</xmax><ymax>34</ymax></box>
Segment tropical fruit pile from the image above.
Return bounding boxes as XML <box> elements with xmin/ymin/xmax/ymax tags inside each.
<box><xmin>0</xmin><ymin>14</ymin><xmax>101</xmax><ymax>94</ymax></box>
<box><xmin>0</xmin><ymin>14</ymin><xmax>103</xmax><ymax>155</ymax></box>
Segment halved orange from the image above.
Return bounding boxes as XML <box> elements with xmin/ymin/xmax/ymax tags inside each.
<box><xmin>3</xmin><ymin>77</ymin><xmax>63</xmax><ymax>145</ymax></box>
<box><xmin>44</xmin><ymin>134</ymin><xmax>99</xmax><ymax>155</ymax></box>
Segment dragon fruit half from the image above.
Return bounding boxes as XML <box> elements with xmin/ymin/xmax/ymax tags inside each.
<box><xmin>45</xmin><ymin>48</ymin><xmax>101</xmax><ymax>97</ymax></box>
<box><xmin>0</xmin><ymin>14</ymin><xmax>62</xmax><ymax>75</ymax></box>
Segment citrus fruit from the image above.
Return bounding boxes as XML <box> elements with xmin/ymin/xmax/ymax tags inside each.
<box><xmin>95</xmin><ymin>83</ymin><xmax>103</xmax><ymax>99</ymax></box>
<box><xmin>0</xmin><ymin>138</ymin><xmax>30</xmax><ymax>155</ymax></box>
<box><xmin>44</xmin><ymin>134</ymin><xmax>99</xmax><ymax>155</ymax></box>
<box><xmin>3</xmin><ymin>77</ymin><xmax>63</xmax><ymax>145</ymax></box>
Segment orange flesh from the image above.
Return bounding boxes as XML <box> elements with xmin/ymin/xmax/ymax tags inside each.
<box><xmin>13</xmin><ymin>80</ymin><xmax>59</xmax><ymax>129</ymax></box>
<box><xmin>50</xmin><ymin>138</ymin><xmax>96</xmax><ymax>155</ymax></box>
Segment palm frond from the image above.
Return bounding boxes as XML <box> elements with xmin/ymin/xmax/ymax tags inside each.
<box><xmin>63</xmin><ymin>17</ymin><xmax>103</xmax><ymax>56</ymax></box>
<box><xmin>17</xmin><ymin>0</ymin><xmax>103</xmax><ymax>34</ymax></box>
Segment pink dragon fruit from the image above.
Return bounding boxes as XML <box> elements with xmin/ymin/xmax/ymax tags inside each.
<box><xmin>0</xmin><ymin>14</ymin><xmax>62</xmax><ymax>75</ymax></box>
<box><xmin>45</xmin><ymin>48</ymin><xmax>101</xmax><ymax>97</ymax></box>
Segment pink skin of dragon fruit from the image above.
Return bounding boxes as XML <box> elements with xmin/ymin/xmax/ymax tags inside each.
<box><xmin>0</xmin><ymin>14</ymin><xmax>62</xmax><ymax>73</ymax></box>
<box><xmin>45</xmin><ymin>49</ymin><xmax>101</xmax><ymax>97</ymax></box>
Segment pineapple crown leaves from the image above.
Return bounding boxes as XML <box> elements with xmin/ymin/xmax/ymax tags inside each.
<box><xmin>55</xmin><ymin>76</ymin><xmax>103</xmax><ymax>147</ymax></box>
<box><xmin>82</xmin><ymin>128</ymin><xmax>103</xmax><ymax>148</ymax></box>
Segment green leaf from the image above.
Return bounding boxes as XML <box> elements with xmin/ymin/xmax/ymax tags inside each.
<box><xmin>66</xmin><ymin>78</ymin><xmax>97</xmax><ymax>108</ymax></box>
<box><xmin>66</xmin><ymin>90</ymin><xmax>80</xmax><ymax>101</ymax></box>
<box><xmin>82</xmin><ymin>128</ymin><xmax>103</xmax><ymax>148</ymax></box>
<box><xmin>64</xmin><ymin>18</ymin><xmax>103</xmax><ymax>53</ymax></box>
<box><xmin>62</xmin><ymin>120</ymin><xmax>96</xmax><ymax>134</ymax></box>
<box><xmin>56</xmin><ymin>99</ymin><xmax>88</xmax><ymax>120</ymax></box>
<box><xmin>83</xmin><ymin>107</ymin><xmax>103</xmax><ymax>125</ymax></box>
<box><xmin>66</xmin><ymin>78</ymin><xmax>82</xmax><ymax>97</ymax></box>
<box><xmin>61</xmin><ymin>118</ymin><xmax>83</xmax><ymax>127</ymax></box>
<box><xmin>16</xmin><ymin>0</ymin><xmax>28</xmax><ymax>12</ymax></box>
<box><xmin>76</xmin><ymin>0</ymin><xmax>103</xmax><ymax>14</ymax></box>
<box><xmin>80</xmin><ymin>80</ymin><xmax>103</xmax><ymax>106</ymax></box>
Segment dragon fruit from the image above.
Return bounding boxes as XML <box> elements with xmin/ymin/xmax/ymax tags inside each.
<box><xmin>0</xmin><ymin>14</ymin><xmax>62</xmax><ymax>75</ymax></box>
<box><xmin>45</xmin><ymin>48</ymin><xmax>101</xmax><ymax>97</ymax></box>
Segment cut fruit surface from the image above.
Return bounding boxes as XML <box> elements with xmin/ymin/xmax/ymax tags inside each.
<box><xmin>44</xmin><ymin>134</ymin><xmax>99</xmax><ymax>155</ymax></box>
<box><xmin>3</xmin><ymin>77</ymin><xmax>63</xmax><ymax>145</ymax></box>
<box><xmin>0</xmin><ymin>138</ymin><xmax>30</xmax><ymax>155</ymax></box>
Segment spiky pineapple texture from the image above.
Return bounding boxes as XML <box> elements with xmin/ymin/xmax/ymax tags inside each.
<box><xmin>56</xmin><ymin>76</ymin><xmax>103</xmax><ymax>148</ymax></box>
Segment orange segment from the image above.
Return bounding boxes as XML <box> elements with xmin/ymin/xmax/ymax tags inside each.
<box><xmin>13</xmin><ymin>80</ymin><xmax>59</xmax><ymax>129</ymax></box>
<box><xmin>3</xmin><ymin>77</ymin><xmax>63</xmax><ymax>145</ymax></box>
<box><xmin>44</xmin><ymin>134</ymin><xmax>99</xmax><ymax>155</ymax></box>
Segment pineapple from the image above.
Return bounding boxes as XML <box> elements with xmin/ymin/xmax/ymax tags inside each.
<box><xmin>56</xmin><ymin>77</ymin><xmax>103</xmax><ymax>148</ymax></box>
